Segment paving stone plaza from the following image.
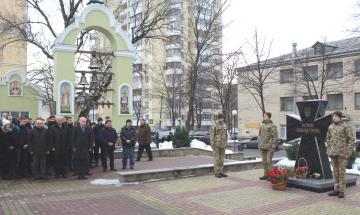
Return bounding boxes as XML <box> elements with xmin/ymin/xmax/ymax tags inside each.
<box><xmin>1</xmin><ymin>162</ymin><xmax>359</xmax><ymax>215</ymax></box>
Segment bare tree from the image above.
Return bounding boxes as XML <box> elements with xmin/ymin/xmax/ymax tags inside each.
<box><xmin>0</xmin><ymin>0</ymin><xmax>174</xmax><ymax>117</ymax></box>
<box><xmin>152</xmin><ymin>65</ymin><xmax>183</xmax><ymax>128</ymax></box>
<box><xmin>238</xmin><ymin>30</ymin><xmax>279</xmax><ymax>114</ymax></box>
<box><xmin>295</xmin><ymin>44</ymin><xmax>354</xmax><ymax>100</ymax></box>
<box><xmin>184</xmin><ymin>0</ymin><xmax>229</xmax><ymax>130</ymax></box>
<box><xmin>0</xmin><ymin>0</ymin><xmax>85</xmax><ymax>115</ymax></box>
<box><xmin>112</xmin><ymin>0</ymin><xmax>172</xmax><ymax>44</ymax></box>
<box><xmin>211</xmin><ymin>51</ymin><xmax>241</xmax><ymax>128</ymax></box>
<box><xmin>132</xmin><ymin>63</ymin><xmax>150</xmax><ymax>126</ymax></box>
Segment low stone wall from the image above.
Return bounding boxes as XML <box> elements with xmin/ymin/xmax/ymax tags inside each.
<box><xmin>114</xmin><ymin>147</ymin><xmax>245</xmax><ymax>161</ymax></box>
<box><xmin>118</xmin><ymin>158</ymin><xmax>282</xmax><ymax>183</ymax></box>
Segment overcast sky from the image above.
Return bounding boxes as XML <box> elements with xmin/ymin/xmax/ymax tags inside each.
<box><xmin>223</xmin><ymin>0</ymin><xmax>359</xmax><ymax>59</ymax></box>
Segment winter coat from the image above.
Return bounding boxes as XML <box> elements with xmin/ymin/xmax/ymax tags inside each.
<box><xmin>210</xmin><ymin>122</ymin><xmax>228</xmax><ymax>148</ymax></box>
<box><xmin>28</xmin><ymin>127</ymin><xmax>49</xmax><ymax>155</ymax></box>
<box><xmin>258</xmin><ymin>120</ymin><xmax>278</xmax><ymax>151</ymax></box>
<box><xmin>72</xmin><ymin>126</ymin><xmax>94</xmax><ymax>159</ymax></box>
<box><xmin>100</xmin><ymin>127</ymin><xmax>118</xmax><ymax>149</ymax></box>
<box><xmin>49</xmin><ymin>124</ymin><xmax>70</xmax><ymax>154</ymax></box>
<box><xmin>16</xmin><ymin>125</ymin><xmax>30</xmax><ymax>150</ymax></box>
<box><xmin>138</xmin><ymin>124</ymin><xmax>152</xmax><ymax>145</ymax></box>
<box><xmin>0</xmin><ymin>128</ymin><xmax>16</xmax><ymax>153</ymax></box>
<box><xmin>120</xmin><ymin>125</ymin><xmax>137</xmax><ymax>147</ymax></box>
<box><xmin>326</xmin><ymin>121</ymin><xmax>355</xmax><ymax>157</ymax></box>
<box><xmin>93</xmin><ymin>124</ymin><xmax>105</xmax><ymax>142</ymax></box>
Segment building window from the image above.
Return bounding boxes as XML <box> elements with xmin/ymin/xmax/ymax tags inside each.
<box><xmin>213</xmin><ymin>104</ymin><xmax>221</xmax><ymax>109</ymax></box>
<box><xmin>280</xmin><ymin>69</ymin><xmax>294</xmax><ymax>83</ymax></box>
<box><xmin>327</xmin><ymin>62</ymin><xmax>343</xmax><ymax>79</ymax></box>
<box><xmin>280</xmin><ymin>97</ymin><xmax>294</xmax><ymax>111</ymax></box>
<box><xmin>355</xmin><ymin>60</ymin><xmax>360</xmax><ymax>76</ymax></box>
<box><xmin>280</xmin><ymin>125</ymin><xmax>287</xmax><ymax>139</ymax></box>
<box><xmin>355</xmin><ymin>93</ymin><xmax>360</xmax><ymax>109</ymax></box>
<box><xmin>303</xmin><ymin>65</ymin><xmax>318</xmax><ymax>81</ymax></box>
<box><xmin>327</xmin><ymin>94</ymin><xmax>343</xmax><ymax>110</ymax></box>
<box><xmin>201</xmin><ymin>113</ymin><xmax>212</xmax><ymax>121</ymax></box>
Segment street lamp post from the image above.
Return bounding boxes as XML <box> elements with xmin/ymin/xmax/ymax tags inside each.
<box><xmin>232</xmin><ymin>110</ymin><xmax>237</xmax><ymax>152</ymax></box>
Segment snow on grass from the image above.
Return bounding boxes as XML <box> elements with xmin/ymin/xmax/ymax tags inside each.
<box><xmin>346</xmin><ymin>158</ymin><xmax>360</xmax><ymax>176</ymax></box>
<box><xmin>90</xmin><ymin>179</ymin><xmax>121</xmax><ymax>186</ymax></box>
<box><xmin>275</xmin><ymin>158</ymin><xmax>295</xmax><ymax>168</ymax></box>
<box><xmin>190</xmin><ymin>139</ymin><xmax>212</xmax><ymax>151</ymax></box>
<box><xmin>159</xmin><ymin>141</ymin><xmax>173</xmax><ymax>150</ymax></box>
<box><xmin>275</xmin><ymin>157</ymin><xmax>360</xmax><ymax>176</ymax></box>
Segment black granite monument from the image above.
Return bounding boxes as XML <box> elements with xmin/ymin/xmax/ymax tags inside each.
<box><xmin>286</xmin><ymin>100</ymin><xmax>357</xmax><ymax>192</ymax></box>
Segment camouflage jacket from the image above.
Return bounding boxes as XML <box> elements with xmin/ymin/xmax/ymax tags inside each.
<box><xmin>210</xmin><ymin>122</ymin><xmax>228</xmax><ymax>148</ymax></box>
<box><xmin>326</xmin><ymin>121</ymin><xmax>354</xmax><ymax>157</ymax></box>
<box><xmin>258</xmin><ymin>120</ymin><xmax>278</xmax><ymax>150</ymax></box>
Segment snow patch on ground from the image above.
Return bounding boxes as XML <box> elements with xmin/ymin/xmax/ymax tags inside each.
<box><xmin>275</xmin><ymin>157</ymin><xmax>360</xmax><ymax>176</ymax></box>
<box><xmin>190</xmin><ymin>139</ymin><xmax>237</xmax><ymax>154</ymax></box>
<box><xmin>158</xmin><ymin>141</ymin><xmax>173</xmax><ymax>150</ymax></box>
<box><xmin>90</xmin><ymin>179</ymin><xmax>121</xmax><ymax>186</ymax></box>
<box><xmin>275</xmin><ymin>158</ymin><xmax>295</xmax><ymax>168</ymax></box>
<box><xmin>346</xmin><ymin>158</ymin><xmax>360</xmax><ymax>176</ymax></box>
<box><xmin>190</xmin><ymin>139</ymin><xmax>212</xmax><ymax>151</ymax></box>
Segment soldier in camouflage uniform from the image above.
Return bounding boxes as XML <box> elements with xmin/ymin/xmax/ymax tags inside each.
<box><xmin>258</xmin><ymin>112</ymin><xmax>278</xmax><ymax>180</ymax></box>
<box><xmin>326</xmin><ymin>111</ymin><xmax>354</xmax><ymax>198</ymax></box>
<box><xmin>210</xmin><ymin>113</ymin><xmax>228</xmax><ymax>178</ymax></box>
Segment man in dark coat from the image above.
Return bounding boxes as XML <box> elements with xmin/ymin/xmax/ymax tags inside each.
<box><xmin>72</xmin><ymin>117</ymin><xmax>94</xmax><ymax>179</ymax></box>
<box><xmin>120</xmin><ymin>119</ymin><xmax>137</xmax><ymax>169</ymax></box>
<box><xmin>136</xmin><ymin>119</ymin><xmax>153</xmax><ymax>161</ymax></box>
<box><xmin>100</xmin><ymin>120</ymin><xmax>118</xmax><ymax>171</ymax></box>
<box><xmin>0</xmin><ymin>119</ymin><xmax>16</xmax><ymax>180</ymax></box>
<box><xmin>66</xmin><ymin>117</ymin><xmax>74</xmax><ymax>171</ymax></box>
<box><xmin>49</xmin><ymin>116</ymin><xmax>70</xmax><ymax>178</ymax></box>
<box><xmin>45</xmin><ymin>115</ymin><xmax>56</xmax><ymax>176</ymax></box>
<box><xmin>16</xmin><ymin>117</ymin><xmax>30</xmax><ymax>178</ymax></box>
<box><xmin>28</xmin><ymin>118</ymin><xmax>49</xmax><ymax>180</ymax></box>
<box><xmin>92</xmin><ymin>117</ymin><xmax>104</xmax><ymax>167</ymax></box>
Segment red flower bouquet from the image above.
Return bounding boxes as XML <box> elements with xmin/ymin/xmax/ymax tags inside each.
<box><xmin>268</xmin><ymin>166</ymin><xmax>289</xmax><ymax>190</ymax></box>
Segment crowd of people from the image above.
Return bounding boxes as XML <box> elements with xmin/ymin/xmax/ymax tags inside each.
<box><xmin>0</xmin><ymin>114</ymin><xmax>153</xmax><ymax>181</ymax></box>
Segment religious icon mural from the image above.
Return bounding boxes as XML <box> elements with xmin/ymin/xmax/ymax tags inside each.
<box><xmin>59</xmin><ymin>82</ymin><xmax>73</xmax><ymax>114</ymax></box>
<box><xmin>120</xmin><ymin>85</ymin><xmax>131</xmax><ymax>114</ymax></box>
<box><xmin>9</xmin><ymin>80</ymin><xmax>22</xmax><ymax>96</ymax></box>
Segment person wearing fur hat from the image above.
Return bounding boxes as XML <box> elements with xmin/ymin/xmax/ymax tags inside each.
<box><xmin>258</xmin><ymin>112</ymin><xmax>278</xmax><ymax>180</ymax></box>
<box><xmin>326</xmin><ymin>111</ymin><xmax>355</xmax><ymax>198</ymax></box>
<box><xmin>0</xmin><ymin>119</ymin><xmax>16</xmax><ymax>179</ymax></box>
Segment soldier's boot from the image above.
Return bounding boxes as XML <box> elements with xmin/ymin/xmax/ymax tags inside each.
<box><xmin>328</xmin><ymin>190</ymin><xmax>339</xmax><ymax>196</ymax></box>
<box><xmin>338</xmin><ymin>192</ymin><xmax>345</xmax><ymax>198</ymax></box>
<box><xmin>220</xmin><ymin>173</ymin><xmax>227</xmax><ymax>177</ymax></box>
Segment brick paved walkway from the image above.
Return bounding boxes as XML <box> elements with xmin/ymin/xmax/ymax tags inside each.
<box><xmin>1</xmin><ymin>160</ymin><xmax>359</xmax><ymax>215</ymax></box>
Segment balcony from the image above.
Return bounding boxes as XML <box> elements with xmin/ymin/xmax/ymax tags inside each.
<box><xmin>165</xmin><ymin>68</ymin><xmax>182</xmax><ymax>75</ymax></box>
<box><xmin>166</xmin><ymin>29</ymin><xmax>182</xmax><ymax>36</ymax></box>
<box><xmin>166</xmin><ymin>56</ymin><xmax>182</xmax><ymax>63</ymax></box>
<box><xmin>165</xmin><ymin>43</ymin><xmax>182</xmax><ymax>50</ymax></box>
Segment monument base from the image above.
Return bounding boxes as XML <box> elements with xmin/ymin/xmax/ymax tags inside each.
<box><xmin>287</xmin><ymin>175</ymin><xmax>357</xmax><ymax>193</ymax></box>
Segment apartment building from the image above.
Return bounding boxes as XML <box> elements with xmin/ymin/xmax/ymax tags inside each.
<box><xmin>237</xmin><ymin>37</ymin><xmax>360</xmax><ymax>139</ymax></box>
<box><xmin>106</xmin><ymin>0</ymin><xmax>223</xmax><ymax>130</ymax></box>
